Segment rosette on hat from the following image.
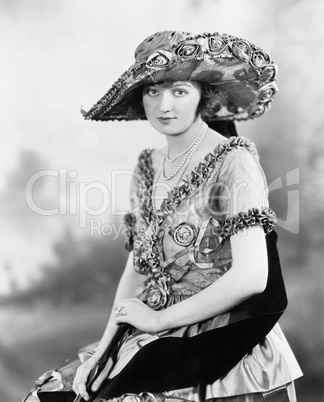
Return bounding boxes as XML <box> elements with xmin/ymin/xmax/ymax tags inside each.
<box><xmin>83</xmin><ymin>30</ymin><xmax>278</xmax><ymax>122</ymax></box>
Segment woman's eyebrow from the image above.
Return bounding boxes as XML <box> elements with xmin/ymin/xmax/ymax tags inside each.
<box><xmin>171</xmin><ymin>82</ymin><xmax>192</xmax><ymax>87</ymax></box>
<box><xmin>145</xmin><ymin>82</ymin><xmax>193</xmax><ymax>90</ymax></box>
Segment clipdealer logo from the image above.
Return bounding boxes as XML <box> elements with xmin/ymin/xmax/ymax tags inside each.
<box><xmin>25</xmin><ymin>168</ymin><xmax>137</xmax><ymax>228</ymax></box>
<box><xmin>25</xmin><ymin>167</ymin><xmax>300</xmax><ymax>234</ymax></box>
<box><xmin>267</xmin><ymin>168</ymin><xmax>299</xmax><ymax>234</ymax></box>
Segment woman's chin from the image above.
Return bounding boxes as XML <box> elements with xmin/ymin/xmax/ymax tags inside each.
<box><xmin>151</xmin><ymin>121</ymin><xmax>193</xmax><ymax>136</ymax></box>
<box><xmin>152</xmin><ymin>124</ymin><xmax>179</xmax><ymax>136</ymax></box>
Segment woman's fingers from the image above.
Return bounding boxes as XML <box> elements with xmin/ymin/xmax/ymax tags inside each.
<box><xmin>72</xmin><ymin>363</ymin><xmax>91</xmax><ymax>400</ymax></box>
<box><xmin>72</xmin><ymin>377</ymin><xmax>89</xmax><ymax>401</ymax></box>
<box><xmin>91</xmin><ymin>357</ymin><xmax>114</xmax><ymax>392</ymax></box>
<box><xmin>75</xmin><ymin>382</ymin><xmax>89</xmax><ymax>401</ymax></box>
<box><xmin>113</xmin><ymin>298</ymin><xmax>159</xmax><ymax>332</ymax></box>
<box><xmin>114</xmin><ymin>303</ymin><xmax>128</xmax><ymax>324</ymax></box>
<box><xmin>72</xmin><ymin>370</ymin><xmax>82</xmax><ymax>393</ymax></box>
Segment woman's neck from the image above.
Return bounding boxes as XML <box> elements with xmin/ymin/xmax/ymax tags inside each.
<box><xmin>165</xmin><ymin>116</ymin><xmax>204</xmax><ymax>159</ymax></box>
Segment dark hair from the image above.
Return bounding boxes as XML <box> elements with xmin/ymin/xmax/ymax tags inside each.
<box><xmin>197</xmin><ymin>82</ymin><xmax>238</xmax><ymax>138</ymax></box>
<box><xmin>126</xmin><ymin>82</ymin><xmax>238</xmax><ymax>138</ymax></box>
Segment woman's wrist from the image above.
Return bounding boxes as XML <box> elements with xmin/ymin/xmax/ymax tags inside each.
<box><xmin>93</xmin><ymin>324</ymin><xmax>119</xmax><ymax>359</ymax></box>
<box><xmin>155</xmin><ymin>308</ymin><xmax>170</xmax><ymax>332</ymax></box>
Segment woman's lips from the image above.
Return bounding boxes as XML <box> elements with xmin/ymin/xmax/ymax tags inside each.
<box><xmin>157</xmin><ymin>117</ymin><xmax>176</xmax><ymax>123</ymax></box>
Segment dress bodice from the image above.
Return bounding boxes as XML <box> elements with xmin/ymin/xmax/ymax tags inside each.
<box><xmin>115</xmin><ymin>136</ymin><xmax>302</xmax><ymax>398</ymax></box>
<box><xmin>124</xmin><ymin>136</ymin><xmax>276</xmax><ymax>309</ymax></box>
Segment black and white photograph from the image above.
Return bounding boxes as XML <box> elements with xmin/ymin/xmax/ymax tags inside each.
<box><xmin>1</xmin><ymin>1</ymin><xmax>323</xmax><ymax>401</ymax></box>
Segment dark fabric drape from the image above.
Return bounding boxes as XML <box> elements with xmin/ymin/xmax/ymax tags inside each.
<box><xmin>206</xmin><ymin>121</ymin><xmax>238</xmax><ymax>138</ymax></box>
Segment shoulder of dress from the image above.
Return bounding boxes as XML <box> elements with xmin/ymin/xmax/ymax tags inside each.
<box><xmin>209</xmin><ymin>136</ymin><xmax>259</xmax><ymax>170</ymax></box>
<box><xmin>217</xmin><ymin>136</ymin><xmax>258</xmax><ymax>156</ymax></box>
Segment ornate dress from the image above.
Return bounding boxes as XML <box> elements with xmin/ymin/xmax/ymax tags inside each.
<box><xmin>25</xmin><ymin>136</ymin><xmax>302</xmax><ymax>402</ymax></box>
<box><xmin>103</xmin><ymin>136</ymin><xmax>302</xmax><ymax>401</ymax></box>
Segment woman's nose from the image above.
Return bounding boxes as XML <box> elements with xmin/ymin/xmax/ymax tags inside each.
<box><xmin>159</xmin><ymin>92</ymin><xmax>173</xmax><ymax>113</ymax></box>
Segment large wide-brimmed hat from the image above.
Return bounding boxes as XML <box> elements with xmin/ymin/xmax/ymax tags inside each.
<box><xmin>83</xmin><ymin>31</ymin><xmax>278</xmax><ymax>122</ymax></box>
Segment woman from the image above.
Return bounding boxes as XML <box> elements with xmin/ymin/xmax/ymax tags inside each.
<box><xmin>25</xmin><ymin>31</ymin><xmax>302</xmax><ymax>402</ymax></box>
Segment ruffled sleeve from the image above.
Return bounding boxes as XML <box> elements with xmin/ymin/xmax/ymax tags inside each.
<box><xmin>220</xmin><ymin>207</ymin><xmax>277</xmax><ymax>239</ymax></box>
<box><xmin>208</xmin><ymin>137</ymin><xmax>277</xmax><ymax>238</ymax></box>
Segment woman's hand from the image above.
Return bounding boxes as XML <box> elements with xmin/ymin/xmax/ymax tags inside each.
<box><xmin>114</xmin><ymin>298</ymin><xmax>162</xmax><ymax>333</ymax></box>
<box><xmin>72</xmin><ymin>355</ymin><xmax>114</xmax><ymax>401</ymax></box>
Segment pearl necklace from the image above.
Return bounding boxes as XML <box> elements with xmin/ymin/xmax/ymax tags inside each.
<box><xmin>161</xmin><ymin>122</ymin><xmax>207</xmax><ymax>181</ymax></box>
<box><xmin>152</xmin><ymin>122</ymin><xmax>207</xmax><ymax>213</ymax></box>
<box><xmin>166</xmin><ymin>123</ymin><xmax>207</xmax><ymax>162</ymax></box>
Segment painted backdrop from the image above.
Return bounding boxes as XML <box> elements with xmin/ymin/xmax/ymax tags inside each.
<box><xmin>1</xmin><ymin>1</ymin><xmax>323</xmax><ymax>401</ymax></box>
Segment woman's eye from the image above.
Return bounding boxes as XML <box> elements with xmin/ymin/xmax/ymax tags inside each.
<box><xmin>174</xmin><ymin>89</ymin><xmax>187</xmax><ymax>96</ymax></box>
<box><xmin>145</xmin><ymin>88</ymin><xmax>159</xmax><ymax>96</ymax></box>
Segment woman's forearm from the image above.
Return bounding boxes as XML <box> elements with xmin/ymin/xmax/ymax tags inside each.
<box><xmin>93</xmin><ymin>252</ymin><xmax>145</xmax><ymax>358</ymax></box>
<box><xmin>158</xmin><ymin>226</ymin><xmax>268</xmax><ymax>331</ymax></box>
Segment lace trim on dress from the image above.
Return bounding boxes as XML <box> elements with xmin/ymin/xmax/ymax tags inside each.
<box><xmin>220</xmin><ymin>207</ymin><xmax>277</xmax><ymax>239</ymax></box>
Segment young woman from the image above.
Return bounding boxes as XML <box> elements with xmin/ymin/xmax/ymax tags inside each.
<box><xmin>24</xmin><ymin>31</ymin><xmax>302</xmax><ymax>402</ymax></box>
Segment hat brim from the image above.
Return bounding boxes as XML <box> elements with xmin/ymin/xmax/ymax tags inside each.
<box><xmin>84</xmin><ymin>32</ymin><xmax>278</xmax><ymax>122</ymax></box>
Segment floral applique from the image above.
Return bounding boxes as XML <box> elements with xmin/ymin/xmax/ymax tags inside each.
<box><xmin>220</xmin><ymin>207</ymin><xmax>277</xmax><ymax>239</ymax></box>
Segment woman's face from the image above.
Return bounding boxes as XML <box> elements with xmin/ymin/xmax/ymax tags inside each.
<box><xmin>142</xmin><ymin>81</ymin><xmax>201</xmax><ymax>135</ymax></box>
